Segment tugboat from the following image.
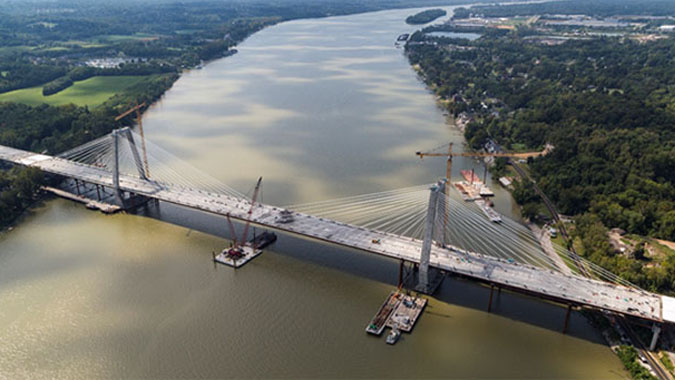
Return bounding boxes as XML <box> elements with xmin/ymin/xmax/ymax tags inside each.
<box><xmin>386</xmin><ymin>328</ymin><xmax>401</xmax><ymax>345</ymax></box>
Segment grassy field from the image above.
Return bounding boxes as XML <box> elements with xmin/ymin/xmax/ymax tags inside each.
<box><xmin>0</xmin><ymin>76</ymin><xmax>147</xmax><ymax>107</ymax></box>
<box><xmin>97</xmin><ymin>33</ymin><xmax>159</xmax><ymax>42</ymax></box>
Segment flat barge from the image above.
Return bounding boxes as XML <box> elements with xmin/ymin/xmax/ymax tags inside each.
<box><xmin>385</xmin><ymin>294</ymin><xmax>427</xmax><ymax>332</ymax></box>
<box><xmin>214</xmin><ymin>231</ymin><xmax>276</xmax><ymax>268</ymax></box>
<box><xmin>366</xmin><ymin>291</ymin><xmax>402</xmax><ymax>335</ymax></box>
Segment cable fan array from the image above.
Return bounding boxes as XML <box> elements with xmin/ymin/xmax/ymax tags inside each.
<box><xmin>287</xmin><ymin>185</ymin><xmax>641</xmax><ymax>290</ymax></box>
<box><xmin>58</xmin><ymin>130</ymin><xmax>246</xmax><ymax>200</ymax></box>
<box><xmin>56</xmin><ymin>130</ymin><xmax>640</xmax><ymax>290</ymax></box>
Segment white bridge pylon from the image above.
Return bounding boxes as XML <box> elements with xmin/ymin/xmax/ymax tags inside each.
<box><xmin>0</xmin><ymin>129</ymin><xmax>673</xmax><ymax>327</ymax></box>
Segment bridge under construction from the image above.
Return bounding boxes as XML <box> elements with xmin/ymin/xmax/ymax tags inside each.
<box><xmin>1</xmin><ymin>128</ymin><xmax>674</xmax><ymax>351</ymax></box>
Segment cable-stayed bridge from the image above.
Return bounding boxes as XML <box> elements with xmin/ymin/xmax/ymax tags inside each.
<box><xmin>1</xmin><ymin>128</ymin><xmax>674</xmax><ymax>347</ymax></box>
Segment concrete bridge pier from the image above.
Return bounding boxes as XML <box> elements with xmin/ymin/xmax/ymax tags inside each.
<box><xmin>562</xmin><ymin>304</ymin><xmax>573</xmax><ymax>334</ymax></box>
<box><xmin>650</xmin><ymin>323</ymin><xmax>662</xmax><ymax>351</ymax></box>
<box><xmin>487</xmin><ymin>284</ymin><xmax>496</xmax><ymax>312</ymax></box>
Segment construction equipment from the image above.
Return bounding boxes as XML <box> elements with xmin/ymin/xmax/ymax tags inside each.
<box><xmin>224</xmin><ymin>177</ymin><xmax>263</xmax><ymax>257</ymax></box>
<box><xmin>115</xmin><ymin>102</ymin><xmax>150</xmax><ymax>178</ymax></box>
<box><xmin>241</xmin><ymin>176</ymin><xmax>263</xmax><ymax>249</ymax></box>
<box><xmin>416</xmin><ymin>142</ymin><xmax>547</xmax><ymax>186</ymax></box>
<box><xmin>416</xmin><ymin>142</ymin><xmax>548</xmax><ymax>238</ymax></box>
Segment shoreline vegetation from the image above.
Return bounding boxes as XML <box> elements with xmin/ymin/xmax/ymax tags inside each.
<box><xmin>405</xmin><ymin>4</ymin><xmax>675</xmax><ymax>296</ymax></box>
<box><xmin>406</xmin><ymin>9</ymin><xmax>448</xmax><ymax>25</ymax></box>
<box><xmin>405</xmin><ymin>2</ymin><xmax>675</xmax><ymax>377</ymax></box>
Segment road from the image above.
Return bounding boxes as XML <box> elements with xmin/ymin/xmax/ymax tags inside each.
<box><xmin>0</xmin><ymin>144</ymin><xmax>673</xmax><ymax>327</ymax></box>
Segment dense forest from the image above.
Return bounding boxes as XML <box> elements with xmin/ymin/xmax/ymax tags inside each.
<box><xmin>406</xmin><ymin>28</ymin><xmax>675</xmax><ymax>292</ymax></box>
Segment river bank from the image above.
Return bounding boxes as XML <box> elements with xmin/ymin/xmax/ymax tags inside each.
<box><xmin>0</xmin><ymin>6</ymin><xmax>629</xmax><ymax>378</ymax></box>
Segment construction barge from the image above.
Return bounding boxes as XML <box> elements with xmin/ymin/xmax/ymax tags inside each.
<box><xmin>366</xmin><ymin>291</ymin><xmax>401</xmax><ymax>335</ymax></box>
<box><xmin>452</xmin><ymin>169</ymin><xmax>494</xmax><ymax>201</ymax></box>
<box><xmin>214</xmin><ymin>231</ymin><xmax>276</xmax><ymax>268</ymax></box>
<box><xmin>366</xmin><ymin>291</ymin><xmax>427</xmax><ymax>343</ymax></box>
<box><xmin>385</xmin><ymin>294</ymin><xmax>427</xmax><ymax>332</ymax></box>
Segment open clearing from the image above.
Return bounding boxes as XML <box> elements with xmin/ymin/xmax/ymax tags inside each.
<box><xmin>0</xmin><ymin>76</ymin><xmax>147</xmax><ymax>107</ymax></box>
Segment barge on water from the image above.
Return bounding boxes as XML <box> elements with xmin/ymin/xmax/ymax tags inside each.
<box><xmin>366</xmin><ymin>291</ymin><xmax>402</xmax><ymax>335</ymax></box>
<box><xmin>213</xmin><ymin>231</ymin><xmax>277</xmax><ymax>269</ymax></box>
<box><xmin>385</xmin><ymin>294</ymin><xmax>427</xmax><ymax>332</ymax></box>
<box><xmin>366</xmin><ymin>291</ymin><xmax>427</xmax><ymax>344</ymax></box>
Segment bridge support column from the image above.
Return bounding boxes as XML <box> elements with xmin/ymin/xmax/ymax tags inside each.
<box><xmin>416</xmin><ymin>180</ymin><xmax>445</xmax><ymax>294</ymax></box>
<box><xmin>398</xmin><ymin>260</ymin><xmax>404</xmax><ymax>288</ymax></box>
<box><xmin>562</xmin><ymin>304</ymin><xmax>572</xmax><ymax>334</ymax></box>
<box><xmin>650</xmin><ymin>323</ymin><xmax>661</xmax><ymax>351</ymax></box>
<box><xmin>487</xmin><ymin>284</ymin><xmax>495</xmax><ymax>313</ymax></box>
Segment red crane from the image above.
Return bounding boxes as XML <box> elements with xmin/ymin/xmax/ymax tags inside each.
<box><xmin>225</xmin><ymin>177</ymin><xmax>263</xmax><ymax>256</ymax></box>
<box><xmin>241</xmin><ymin>176</ymin><xmax>263</xmax><ymax>247</ymax></box>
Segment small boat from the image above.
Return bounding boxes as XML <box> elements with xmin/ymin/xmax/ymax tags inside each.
<box><xmin>250</xmin><ymin>231</ymin><xmax>277</xmax><ymax>249</ymax></box>
<box><xmin>386</xmin><ymin>328</ymin><xmax>401</xmax><ymax>345</ymax></box>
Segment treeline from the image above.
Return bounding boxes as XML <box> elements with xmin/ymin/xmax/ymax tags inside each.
<box><xmin>406</xmin><ymin>21</ymin><xmax>675</xmax><ymax>293</ymax></box>
<box><xmin>405</xmin><ymin>33</ymin><xmax>675</xmax><ymax>239</ymax></box>
<box><xmin>0</xmin><ymin>72</ymin><xmax>177</xmax><ymax>228</ymax></box>
<box><xmin>42</xmin><ymin>63</ymin><xmax>177</xmax><ymax>96</ymax></box>
<box><xmin>453</xmin><ymin>0</ymin><xmax>675</xmax><ymax>18</ymax></box>
<box><xmin>0</xmin><ymin>59</ymin><xmax>68</xmax><ymax>93</ymax></box>
<box><xmin>406</xmin><ymin>9</ymin><xmax>447</xmax><ymax>25</ymax></box>
<box><xmin>574</xmin><ymin>213</ymin><xmax>675</xmax><ymax>295</ymax></box>
<box><xmin>1</xmin><ymin>74</ymin><xmax>177</xmax><ymax>153</ymax></box>
<box><xmin>0</xmin><ymin>166</ymin><xmax>44</xmax><ymax>226</ymax></box>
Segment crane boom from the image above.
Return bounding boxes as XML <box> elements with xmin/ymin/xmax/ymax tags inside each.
<box><xmin>226</xmin><ymin>214</ymin><xmax>238</xmax><ymax>246</ymax></box>
<box><xmin>416</xmin><ymin>142</ymin><xmax>548</xmax><ymax>181</ymax></box>
<box><xmin>240</xmin><ymin>177</ymin><xmax>263</xmax><ymax>246</ymax></box>
<box><xmin>416</xmin><ymin>151</ymin><xmax>545</xmax><ymax>158</ymax></box>
<box><xmin>114</xmin><ymin>102</ymin><xmax>145</xmax><ymax>121</ymax></box>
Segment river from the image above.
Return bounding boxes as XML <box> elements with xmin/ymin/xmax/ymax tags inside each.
<box><xmin>0</xmin><ymin>6</ymin><xmax>627</xmax><ymax>378</ymax></box>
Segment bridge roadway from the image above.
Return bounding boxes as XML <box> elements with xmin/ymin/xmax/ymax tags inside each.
<box><xmin>2</xmin><ymin>144</ymin><xmax>675</xmax><ymax>325</ymax></box>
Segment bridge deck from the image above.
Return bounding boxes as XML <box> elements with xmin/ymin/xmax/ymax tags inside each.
<box><xmin>2</xmin><ymin>145</ymin><xmax>674</xmax><ymax>324</ymax></box>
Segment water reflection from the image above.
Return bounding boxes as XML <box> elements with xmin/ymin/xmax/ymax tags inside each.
<box><xmin>0</xmin><ymin>6</ymin><xmax>627</xmax><ymax>379</ymax></box>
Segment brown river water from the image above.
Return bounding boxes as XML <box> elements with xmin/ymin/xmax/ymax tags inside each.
<box><xmin>0</xmin><ymin>6</ymin><xmax>626</xmax><ymax>378</ymax></box>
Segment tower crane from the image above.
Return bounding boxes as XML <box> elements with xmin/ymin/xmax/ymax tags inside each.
<box><xmin>416</xmin><ymin>142</ymin><xmax>549</xmax><ymax>236</ymax></box>
<box><xmin>416</xmin><ymin>142</ymin><xmax>547</xmax><ymax>189</ymax></box>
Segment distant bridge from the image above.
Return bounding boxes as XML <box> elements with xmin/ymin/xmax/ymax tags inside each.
<box><xmin>1</xmin><ymin>128</ymin><xmax>674</xmax><ymax>349</ymax></box>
